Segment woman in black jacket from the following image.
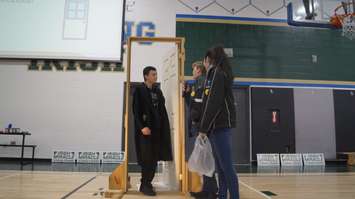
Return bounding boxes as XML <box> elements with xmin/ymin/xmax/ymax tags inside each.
<box><xmin>198</xmin><ymin>46</ymin><xmax>239</xmax><ymax>199</ymax></box>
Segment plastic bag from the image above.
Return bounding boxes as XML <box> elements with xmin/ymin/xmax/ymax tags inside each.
<box><xmin>188</xmin><ymin>134</ymin><xmax>215</xmax><ymax>177</ymax></box>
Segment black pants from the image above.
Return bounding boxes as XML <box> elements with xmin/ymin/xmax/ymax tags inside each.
<box><xmin>141</xmin><ymin>161</ymin><xmax>157</xmax><ymax>186</ymax></box>
<box><xmin>139</xmin><ymin>135</ymin><xmax>158</xmax><ymax>186</ymax></box>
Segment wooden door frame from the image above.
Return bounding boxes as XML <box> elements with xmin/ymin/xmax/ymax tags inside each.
<box><xmin>123</xmin><ymin>37</ymin><xmax>187</xmax><ymax>193</ymax></box>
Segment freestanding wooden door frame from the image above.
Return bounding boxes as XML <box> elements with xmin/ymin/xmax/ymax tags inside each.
<box><xmin>123</xmin><ymin>37</ymin><xmax>187</xmax><ymax>194</ymax></box>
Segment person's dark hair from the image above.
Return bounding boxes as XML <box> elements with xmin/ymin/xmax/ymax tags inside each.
<box><xmin>204</xmin><ymin>45</ymin><xmax>233</xmax><ymax>83</ymax></box>
<box><xmin>143</xmin><ymin>66</ymin><xmax>156</xmax><ymax>81</ymax></box>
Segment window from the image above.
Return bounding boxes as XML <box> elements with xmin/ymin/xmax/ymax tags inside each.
<box><xmin>65</xmin><ymin>0</ymin><xmax>89</xmax><ymax>20</ymax></box>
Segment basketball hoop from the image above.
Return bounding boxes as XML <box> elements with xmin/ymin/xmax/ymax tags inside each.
<box><xmin>342</xmin><ymin>15</ymin><xmax>355</xmax><ymax>40</ymax></box>
<box><xmin>333</xmin><ymin>1</ymin><xmax>355</xmax><ymax>40</ymax></box>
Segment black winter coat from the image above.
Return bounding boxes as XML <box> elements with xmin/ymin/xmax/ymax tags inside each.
<box><xmin>198</xmin><ymin>66</ymin><xmax>236</xmax><ymax>134</ymax></box>
<box><xmin>132</xmin><ymin>83</ymin><xmax>173</xmax><ymax>165</ymax></box>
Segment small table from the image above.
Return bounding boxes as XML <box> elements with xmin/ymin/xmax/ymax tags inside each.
<box><xmin>0</xmin><ymin>131</ymin><xmax>34</xmax><ymax>164</ymax></box>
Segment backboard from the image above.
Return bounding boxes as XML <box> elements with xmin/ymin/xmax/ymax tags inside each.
<box><xmin>290</xmin><ymin>0</ymin><xmax>343</xmax><ymax>22</ymax></box>
<box><xmin>288</xmin><ymin>0</ymin><xmax>355</xmax><ymax>40</ymax></box>
<box><xmin>287</xmin><ymin>0</ymin><xmax>354</xmax><ymax>29</ymax></box>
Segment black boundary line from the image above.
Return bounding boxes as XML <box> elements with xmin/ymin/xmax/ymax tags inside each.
<box><xmin>61</xmin><ymin>175</ymin><xmax>97</xmax><ymax>199</ymax></box>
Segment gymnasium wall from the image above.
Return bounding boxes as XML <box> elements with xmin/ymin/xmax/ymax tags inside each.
<box><xmin>176</xmin><ymin>1</ymin><xmax>355</xmax><ymax>159</ymax></box>
<box><xmin>0</xmin><ymin>62</ymin><xmax>125</xmax><ymax>158</ymax></box>
<box><xmin>0</xmin><ymin>0</ymin><xmax>177</xmax><ymax>159</ymax></box>
<box><xmin>177</xmin><ymin>21</ymin><xmax>355</xmax><ymax>82</ymax></box>
<box><xmin>294</xmin><ymin>89</ymin><xmax>336</xmax><ymax>159</ymax></box>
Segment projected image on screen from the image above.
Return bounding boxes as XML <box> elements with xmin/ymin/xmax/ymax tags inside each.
<box><xmin>63</xmin><ymin>0</ymin><xmax>89</xmax><ymax>40</ymax></box>
<box><xmin>0</xmin><ymin>0</ymin><xmax>124</xmax><ymax>61</ymax></box>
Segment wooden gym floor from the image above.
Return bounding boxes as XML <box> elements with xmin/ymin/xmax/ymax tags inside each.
<box><xmin>1</xmin><ymin>170</ymin><xmax>355</xmax><ymax>199</ymax></box>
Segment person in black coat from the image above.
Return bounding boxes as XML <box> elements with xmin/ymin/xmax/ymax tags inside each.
<box><xmin>132</xmin><ymin>66</ymin><xmax>173</xmax><ymax>196</ymax></box>
<box><xmin>183</xmin><ymin>61</ymin><xmax>218</xmax><ymax>199</ymax></box>
<box><xmin>198</xmin><ymin>46</ymin><xmax>239</xmax><ymax>199</ymax></box>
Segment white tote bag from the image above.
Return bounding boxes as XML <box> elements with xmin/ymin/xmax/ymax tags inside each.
<box><xmin>188</xmin><ymin>134</ymin><xmax>215</xmax><ymax>177</ymax></box>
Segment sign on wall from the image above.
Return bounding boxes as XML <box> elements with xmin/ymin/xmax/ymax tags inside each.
<box><xmin>303</xmin><ymin>153</ymin><xmax>325</xmax><ymax>166</ymax></box>
<box><xmin>77</xmin><ymin>151</ymin><xmax>100</xmax><ymax>163</ymax></box>
<box><xmin>52</xmin><ymin>150</ymin><xmax>76</xmax><ymax>163</ymax></box>
<box><xmin>101</xmin><ymin>151</ymin><xmax>125</xmax><ymax>163</ymax></box>
<box><xmin>257</xmin><ymin>154</ymin><xmax>280</xmax><ymax>166</ymax></box>
<box><xmin>51</xmin><ymin>151</ymin><xmax>125</xmax><ymax>163</ymax></box>
<box><xmin>280</xmin><ymin>153</ymin><xmax>303</xmax><ymax>166</ymax></box>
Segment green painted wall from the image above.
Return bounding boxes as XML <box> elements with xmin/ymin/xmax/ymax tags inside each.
<box><xmin>177</xmin><ymin>22</ymin><xmax>355</xmax><ymax>81</ymax></box>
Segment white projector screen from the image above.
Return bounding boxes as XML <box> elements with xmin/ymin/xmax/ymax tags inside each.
<box><xmin>0</xmin><ymin>0</ymin><xmax>125</xmax><ymax>61</ymax></box>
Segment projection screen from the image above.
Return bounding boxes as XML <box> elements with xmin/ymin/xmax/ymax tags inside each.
<box><xmin>0</xmin><ymin>0</ymin><xmax>125</xmax><ymax>61</ymax></box>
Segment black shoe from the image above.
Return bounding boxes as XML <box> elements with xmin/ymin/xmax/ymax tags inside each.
<box><xmin>139</xmin><ymin>184</ymin><xmax>156</xmax><ymax>196</ymax></box>
<box><xmin>206</xmin><ymin>193</ymin><xmax>217</xmax><ymax>199</ymax></box>
<box><xmin>190</xmin><ymin>191</ymin><xmax>217</xmax><ymax>199</ymax></box>
<box><xmin>190</xmin><ymin>191</ymin><xmax>207</xmax><ymax>198</ymax></box>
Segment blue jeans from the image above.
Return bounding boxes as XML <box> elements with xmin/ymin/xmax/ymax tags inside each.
<box><xmin>209</xmin><ymin>128</ymin><xmax>239</xmax><ymax>199</ymax></box>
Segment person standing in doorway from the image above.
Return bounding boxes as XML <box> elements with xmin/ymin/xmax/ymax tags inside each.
<box><xmin>132</xmin><ymin>66</ymin><xmax>173</xmax><ymax>196</ymax></box>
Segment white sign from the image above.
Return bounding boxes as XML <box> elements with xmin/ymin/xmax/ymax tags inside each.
<box><xmin>52</xmin><ymin>150</ymin><xmax>76</xmax><ymax>163</ymax></box>
<box><xmin>101</xmin><ymin>151</ymin><xmax>125</xmax><ymax>163</ymax></box>
<box><xmin>257</xmin><ymin>154</ymin><xmax>280</xmax><ymax>166</ymax></box>
<box><xmin>280</xmin><ymin>154</ymin><xmax>303</xmax><ymax>166</ymax></box>
<box><xmin>302</xmin><ymin>153</ymin><xmax>325</xmax><ymax>166</ymax></box>
<box><xmin>77</xmin><ymin>152</ymin><xmax>100</xmax><ymax>164</ymax></box>
<box><xmin>224</xmin><ymin>48</ymin><xmax>234</xmax><ymax>58</ymax></box>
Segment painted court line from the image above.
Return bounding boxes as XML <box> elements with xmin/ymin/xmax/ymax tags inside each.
<box><xmin>61</xmin><ymin>175</ymin><xmax>97</xmax><ymax>199</ymax></box>
<box><xmin>239</xmin><ymin>180</ymin><xmax>272</xmax><ymax>199</ymax></box>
